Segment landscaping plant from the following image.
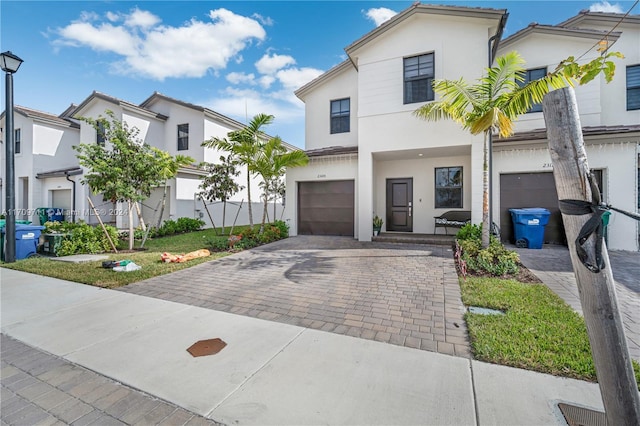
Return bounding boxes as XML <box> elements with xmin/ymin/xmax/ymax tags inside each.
<box><xmin>44</xmin><ymin>221</ymin><xmax>119</xmax><ymax>256</ymax></box>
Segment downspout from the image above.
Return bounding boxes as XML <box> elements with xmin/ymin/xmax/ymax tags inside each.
<box><xmin>487</xmin><ymin>12</ymin><xmax>509</xmax><ymax>236</ymax></box>
<box><xmin>65</xmin><ymin>172</ymin><xmax>76</xmax><ymax>223</ymax></box>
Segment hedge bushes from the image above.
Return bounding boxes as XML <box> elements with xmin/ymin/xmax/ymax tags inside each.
<box><xmin>44</xmin><ymin>221</ymin><xmax>119</xmax><ymax>256</ymax></box>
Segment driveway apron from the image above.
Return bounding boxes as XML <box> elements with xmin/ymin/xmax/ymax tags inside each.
<box><xmin>119</xmin><ymin>236</ymin><xmax>471</xmax><ymax>358</ymax></box>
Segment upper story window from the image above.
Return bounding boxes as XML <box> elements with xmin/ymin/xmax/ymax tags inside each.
<box><xmin>330</xmin><ymin>98</ymin><xmax>350</xmax><ymax>134</ymax></box>
<box><xmin>404</xmin><ymin>53</ymin><xmax>434</xmax><ymax>104</ymax></box>
<box><xmin>96</xmin><ymin>121</ymin><xmax>106</xmax><ymax>146</ymax></box>
<box><xmin>435</xmin><ymin>166</ymin><xmax>463</xmax><ymax>208</ymax></box>
<box><xmin>15</xmin><ymin>128</ymin><xmax>21</xmax><ymax>154</ymax></box>
<box><xmin>518</xmin><ymin>67</ymin><xmax>547</xmax><ymax>113</ymax></box>
<box><xmin>177</xmin><ymin>123</ymin><xmax>189</xmax><ymax>151</ymax></box>
<box><xmin>627</xmin><ymin>64</ymin><xmax>640</xmax><ymax>111</ymax></box>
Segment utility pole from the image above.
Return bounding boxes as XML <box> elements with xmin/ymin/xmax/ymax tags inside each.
<box><xmin>543</xmin><ymin>87</ymin><xmax>640</xmax><ymax>425</ymax></box>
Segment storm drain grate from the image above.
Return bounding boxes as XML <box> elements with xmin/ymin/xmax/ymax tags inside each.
<box><xmin>187</xmin><ymin>338</ymin><xmax>227</xmax><ymax>357</ymax></box>
<box><xmin>558</xmin><ymin>403</ymin><xmax>606</xmax><ymax>426</ymax></box>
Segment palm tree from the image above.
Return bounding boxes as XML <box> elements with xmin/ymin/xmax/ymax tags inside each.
<box><xmin>414</xmin><ymin>51</ymin><xmax>568</xmax><ymax>248</ymax></box>
<box><xmin>202</xmin><ymin>113</ymin><xmax>274</xmax><ymax>229</ymax></box>
<box><xmin>253</xmin><ymin>136</ymin><xmax>309</xmax><ymax>231</ymax></box>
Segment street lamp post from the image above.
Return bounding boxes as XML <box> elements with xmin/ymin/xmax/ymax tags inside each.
<box><xmin>1</xmin><ymin>51</ymin><xmax>24</xmax><ymax>263</ymax></box>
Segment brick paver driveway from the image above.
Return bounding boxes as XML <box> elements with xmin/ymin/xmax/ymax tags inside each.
<box><xmin>119</xmin><ymin>236</ymin><xmax>471</xmax><ymax>358</ymax></box>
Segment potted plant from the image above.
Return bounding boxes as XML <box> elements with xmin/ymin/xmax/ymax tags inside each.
<box><xmin>373</xmin><ymin>215</ymin><xmax>383</xmax><ymax>236</ymax></box>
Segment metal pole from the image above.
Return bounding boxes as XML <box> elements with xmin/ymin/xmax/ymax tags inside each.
<box><xmin>4</xmin><ymin>71</ymin><xmax>16</xmax><ymax>263</ymax></box>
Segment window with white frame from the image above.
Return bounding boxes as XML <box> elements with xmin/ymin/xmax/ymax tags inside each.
<box><xmin>177</xmin><ymin>123</ymin><xmax>189</xmax><ymax>151</ymax></box>
<box><xmin>627</xmin><ymin>64</ymin><xmax>640</xmax><ymax>110</ymax></box>
<box><xmin>330</xmin><ymin>98</ymin><xmax>350</xmax><ymax>134</ymax></box>
<box><xmin>435</xmin><ymin>166</ymin><xmax>463</xmax><ymax>208</ymax></box>
<box><xmin>404</xmin><ymin>53</ymin><xmax>434</xmax><ymax>104</ymax></box>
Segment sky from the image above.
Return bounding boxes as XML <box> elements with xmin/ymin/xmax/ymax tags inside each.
<box><xmin>0</xmin><ymin>0</ymin><xmax>637</xmax><ymax>148</ymax></box>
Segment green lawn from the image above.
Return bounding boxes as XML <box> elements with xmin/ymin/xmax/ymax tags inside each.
<box><xmin>1</xmin><ymin>227</ymin><xmax>247</xmax><ymax>288</ymax></box>
<box><xmin>461</xmin><ymin>276</ymin><xmax>640</xmax><ymax>388</ymax></box>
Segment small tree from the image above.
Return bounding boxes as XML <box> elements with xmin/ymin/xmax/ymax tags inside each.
<box><xmin>202</xmin><ymin>113</ymin><xmax>274</xmax><ymax>230</ymax></box>
<box><xmin>253</xmin><ymin>136</ymin><xmax>308</xmax><ymax>232</ymax></box>
<box><xmin>75</xmin><ymin>111</ymin><xmax>194</xmax><ymax>250</ymax></box>
<box><xmin>199</xmin><ymin>155</ymin><xmax>243</xmax><ymax>235</ymax></box>
<box><xmin>154</xmin><ymin>149</ymin><xmax>193</xmax><ymax>230</ymax></box>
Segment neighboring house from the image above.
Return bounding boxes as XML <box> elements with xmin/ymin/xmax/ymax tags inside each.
<box><xmin>1</xmin><ymin>91</ymin><xmax>292</xmax><ymax>229</ymax></box>
<box><xmin>285</xmin><ymin>3</ymin><xmax>639</xmax><ymax>251</ymax></box>
<box><xmin>493</xmin><ymin>10</ymin><xmax>640</xmax><ymax>251</ymax></box>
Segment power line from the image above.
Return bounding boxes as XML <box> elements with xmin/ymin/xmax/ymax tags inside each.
<box><xmin>575</xmin><ymin>0</ymin><xmax>639</xmax><ymax>61</ymax></box>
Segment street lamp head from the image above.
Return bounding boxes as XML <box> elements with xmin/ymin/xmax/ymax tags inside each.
<box><xmin>0</xmin><ymin>51</ymin><xmax>24</xmax><ymax>73</ymax></box>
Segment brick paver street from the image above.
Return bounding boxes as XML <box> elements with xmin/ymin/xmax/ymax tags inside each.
<box><xmin>0</xmin><ymin>334</ymin><xmax>220</xmax><ymax>426</ymax></box>
<box><xmin>119</xmin><ymin>236</ymin><xmax>471</xmax><ymax>358</ymax></box>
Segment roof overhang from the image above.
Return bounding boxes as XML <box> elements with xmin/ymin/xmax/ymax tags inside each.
<box><xmin>500</xmin><ymin>24</ymin><xmax>621</xmax><ymax>50</ymax></box>
<box><xmin>345</xmin><ymin>4</ymin><xmax>507</xmax><ymax>63</ymax></box>
<box><xmin>35</xmin><ymin>166</ymin><xmax>83</xmax><ymax>179</ymax></box>
<box><xmin>558</xmin><ymin>10</ymin><xmax>640</xmax><ymax>28</ymax></box>
<box><xmin>494</xmin><ymin>124</ymin><xmax>640</xmax><ymax>144</ymax></box>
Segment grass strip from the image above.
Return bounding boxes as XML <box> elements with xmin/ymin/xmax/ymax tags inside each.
<box><xmin>461</xmin><ymin>277</ymin><xmax>640</xmax><ymax>387</ymax></box>
<box><xmin>1</xmin><ymin>228</ymin><xmax>239</xmax><ymax>288</ymax></box>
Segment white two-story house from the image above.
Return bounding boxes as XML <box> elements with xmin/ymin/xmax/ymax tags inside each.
<box><xmin>1</xmin><ymin>91</ymin><xmax>290</xmax><ymax>229</ymax></box>
<box><xmin>284</xmin><ymin>4</ymin><xmax>639</xmax><ymax>251</ymax></box>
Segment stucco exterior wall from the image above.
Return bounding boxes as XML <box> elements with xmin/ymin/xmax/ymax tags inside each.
<box><xmin>302</xmin><ymin>66</ymin><xmax>358</xmax><ymax>151</ymax></box>
<box><xmin>373</xmin><ymin>153</ymin><xmax>472</xmax><ymax>234</ymax></box>
<box><xmin>493</xmin><ymin>138</ymin><xmax>639</xmax><ymax>251</ymax></box>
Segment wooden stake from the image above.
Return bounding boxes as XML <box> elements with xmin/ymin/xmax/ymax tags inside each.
<box><xmin>543</xmin><ymin>87</ymin><xmax>639</xmax><ymax>425</ymax></box>
<box><xmin>200</xmin><ymin>196</ymin><xmax>218</xmax><ymax>235</ymax></box>
<box><xmin>87</xmin><ymin>197</ymin><xmax>118</xmax><ymax>254</ymax></box>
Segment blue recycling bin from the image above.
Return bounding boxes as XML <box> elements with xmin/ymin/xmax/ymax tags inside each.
<box><xmin>36</xmin><ymin>207</ymin><xmax>65</xmax><ymax>225</ymax></box>
<box><xmin>1</xmin><ymin>224</ymin><xmax>45</xmax><ymax>260</ymax></box>
<box><xmin>509</xmin><ymin>208</ymin><xmax>551</xmax><ymax>249</ymax></box>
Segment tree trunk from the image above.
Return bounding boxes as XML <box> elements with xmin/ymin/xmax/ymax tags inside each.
<box><xmin>127</xmin><ymin>200</ymin><xmax>134</xmax><ymax>251</ymax></box>
<box><xmin>543</xmin><ymin>87</ymin><xmax>640</xmax><ymax>425</ymax></box>
<box><xmin>222</xmin><ymin>200</ymin><xmax>227</xmax><ymax>236</ymax></box>
<box><xmin>273</xmin><ymin>189</ymin><xmax>277</xmax><ymax>224</ymax></box>
<box><xmin>246</xmin><ymin>167</ymin><xmax>253</xmax><ymax>229</ymax></box>
<box><xmin>260</xmin><ymin>192</ymin><xmax>269</xmax><ymax>233</ymax></box>
<box><xmin>157</xmin><ymin>184</ymin><xmax>168</xmax><ymax>230</ymax></box>
<box><xmin>481</xmin><ymin>132</ymin><xmax>490</xmax><ymax>248</ymax></box>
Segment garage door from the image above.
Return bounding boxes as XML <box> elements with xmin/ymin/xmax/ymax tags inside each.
<box><xmin>298</xmin><ymin>180</ymin><xmax>354</xmax><ymax>236</ymax></box>
<box><xmin>499</xmin><ymin>173</ymin><xmax>565</xmax><ymax>245</ymax></box>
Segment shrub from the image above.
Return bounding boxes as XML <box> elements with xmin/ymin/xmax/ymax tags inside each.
<box><xmin>456</xmin><ymin>223</ymin><xmax>482</xmax><ymax>241</ymax></box>
<box><xmin>45</xmin><ymin>221</ymin><xmax>118</xmax><ymax>256</ymax></box>
<box><xmin>155</xmin><ymin>217</ymin><xmax>204</xmax><ymax>237</ymax></box>
<box><xmin>272</xmin><ymin>220</ymin><xmax>289</xmax><ymax>238</ymax></box>
<box><xmin>206</xmin><ymin>237</ymin><xmax>230</xmax><ymax>252</ymax></box>
<box><xmin>456</xmin><ymin>223</ymin><xmax>520</xmax><ymax>277</ymax></box>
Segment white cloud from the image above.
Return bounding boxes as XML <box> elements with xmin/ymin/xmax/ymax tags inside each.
<box><xmin>259</xmin><ymin>75</ymin><xmax>276</xmax><ymax>89</ymax></box>
<box><xmin>589</xmin><ymin>1</ymin><xmax>624</xmax><ymax>13</ymax></box>
<box><xmin>125</xmin><ymin>8</ymin><xmax>161</xmax><ymax>29</ymax></box>
<box><xmin>276</xmin><ymin>67</ymin><xmax>323</xmax><ymax>91</ymax></box>
<box><xmin>226</xmin><ymin>72</ymin><xmax>256</xmax><ymax>85</ymax></box>
<box><xmin>55</xmin><ymin>7</ymin><xmax>266</xmax><ymax>80</ymax></box>
<box><xmin>252</xmin><ymin>13</ymin><xmax>274</xmax><ymax>26</ymax></box>
<box><xmin>363</xmin><ymin>7</ymin><xmax>397</xmax><ymax>27</ymax></box>
<box><xmin>255</xmin><ymin>53</ymin><xmax>296</xmax><ymax>75</ymax></box>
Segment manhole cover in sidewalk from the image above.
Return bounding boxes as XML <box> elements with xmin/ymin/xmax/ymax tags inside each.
<box><xmin>187</xmin><ymin>338</ymin><xmax>227</xmax><ymax>357</ymax></box>
<box><xmin>558</xmin><ymin>403</ymin><xmax>606</xmax><ymax>426</ymax></box>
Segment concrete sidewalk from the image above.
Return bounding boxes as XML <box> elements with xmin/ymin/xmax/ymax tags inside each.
<box><xmin>1</xmin><ymin>268</ymin><xmax>604</xmax><ymax>425</ymax></box>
